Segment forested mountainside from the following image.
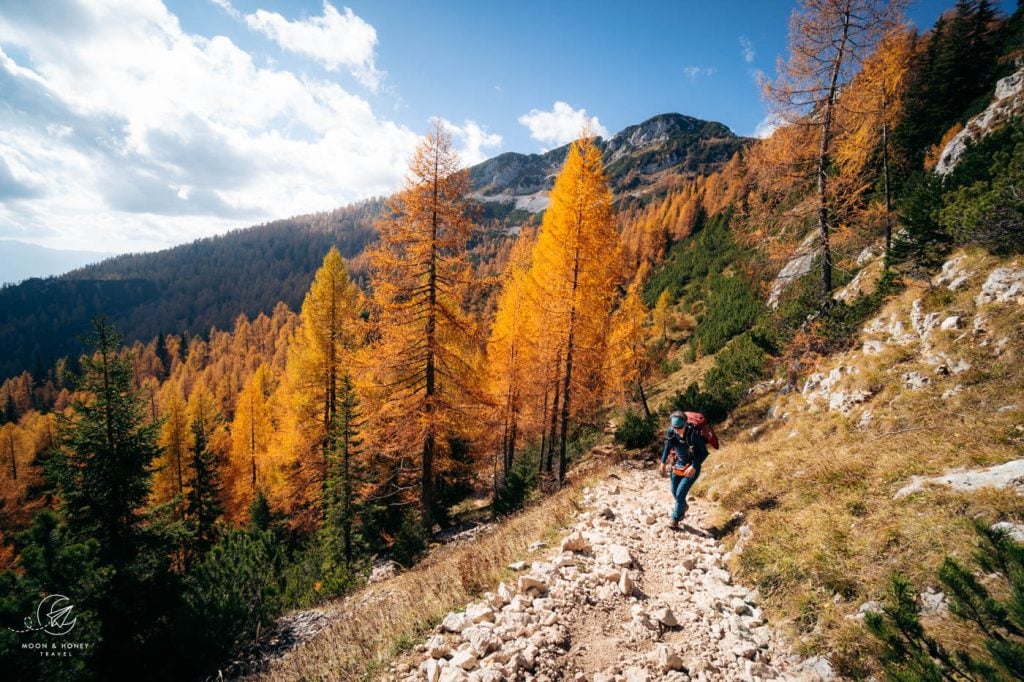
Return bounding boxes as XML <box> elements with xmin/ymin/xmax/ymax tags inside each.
<box><xmin>2</xmin><ymin>2</ymin><xmax>1023</xmax><ymax>681</ymax></box>
<box><xmin>0</xmin><ymin>114</ymin><xmax>745</xmax><ymax>384</ymax></box>
<box><xmin>0</xmin><ymin>199</ymin><xmax>382</xmax><ymax>382</ymax></box>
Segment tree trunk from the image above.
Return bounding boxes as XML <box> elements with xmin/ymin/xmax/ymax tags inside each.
<box><xmin>324</xmin><ymin>288</ymin><xmax>337</xmax><ymax>516</ymax></box>
<box><xmin>558</xmin><ymin>192</ymin><xmax>585</xmax><ymax>486</ymax></box>
<box><xmin>341</xmin><ymin>398</ymin><xmax>353</xmax><ymax>564</ymax></box>
<box><xmin>538</xmin><ymin>386</ymin><xmax>549</xmax><ymax>476</ymax></box>
<box><xmin>557</xmin><ymin>318</ymin><xmax>574</xmax><ymax>486</ymax></box>
<box><xmin>546</xmin><ymin>352</ymin><xmax>561</xmax><ymax>475</ymax></box>
<box><xmin>422</xmin><ymin>146</ymin><xmax>440</xmax><ymax>535</ymax></box>
<box><xmin>8</xmin><ymin>429</ymin><xmax>15</xmax><ymax>480</ymax></box>
<box><xmin>815</xmin><ymin>2</ymin><xmax>853</xmax><ymax>301</ymax></box>
<box><xmin>250</xmin><ymin>392</ymin><xmax>257</xmax><ymax>492</ymax></box>
<box><xmin>637</xmin><ymin>382</ymin><xmax>651</xmax><ymax>421</ymax></box>
<box><xmin>881</xmin><ymin>81</ymin><xmax>892</xmax><ymax>267</ymax></box>
<box><xmin>507</xmin><ymin>414</ymin><xmax>518</xmax><ymax>480</ymax></box>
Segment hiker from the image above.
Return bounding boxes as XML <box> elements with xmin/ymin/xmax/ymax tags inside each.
<box><xmin>660</xmin><ymin>411</ymin><xmax>710</xmax><ymax>529</ymax></box>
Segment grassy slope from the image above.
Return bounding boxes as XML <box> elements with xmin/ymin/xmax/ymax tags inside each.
<box><xmin>672</xmin><ymin>250</ymin><xmax>1024</xmax><ymax>676</ymax></box>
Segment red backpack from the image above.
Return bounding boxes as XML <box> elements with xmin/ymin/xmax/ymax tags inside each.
<box><xmin>684</xmin><ymin>411</ymin><xmax>720</xmax><ymax>450</ymax></box>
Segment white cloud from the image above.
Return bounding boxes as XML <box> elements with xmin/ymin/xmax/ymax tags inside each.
<box><xmin>438</xmin><ymin>119</ymin><xmax>502</xmax><ymax>167</ymax></box>
<box><xmin>517</xmin><ymin>101</ymin><xmax>609</xmax><ymax>150</ymax></box>
<box><xmin>752</xmin><ymin>113</ymin><xmax>783</xmax><ymax>139</ymax></box>
<box><xmin>209</xmin><ymin>0</ymin><xmax>240</xmax><ymax>21</ymax></box>
<box><xmin>243</xmin><ymin>1</ymin><xmax>382</xmax><ymax>91</ymax></box>
<box><xmin>740</xmin><ymin>36</ymin><xmax>756</xmax><ymax>63</ymax></box>
<box><xmin>682</xmin><ymin>66</ymin><xmax>716</xmax><ymax>82</ymax></box>
<box><xmin>0</xmin><ymin>0</ymin><xmax>427</xmax><ymax>253</ymax></box>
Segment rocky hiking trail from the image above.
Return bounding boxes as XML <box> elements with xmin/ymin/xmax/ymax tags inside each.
<box><xmin>384</xmin><ymin>462</ymin><xmax>832</xmax><ymax>682</ymax></box>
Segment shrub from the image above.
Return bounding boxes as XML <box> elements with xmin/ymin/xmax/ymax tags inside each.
<box><xmin>939</xmin><ymin>124</ymin><xmax>1024</xmax><ymax>254</ymax></box>
<box><xmin>614</xmin><ymin>410</ymin><xmax>657</xmax><ymax>449</ymax></box>
<box><xmin>702</xmin><ymin>333</ymin><xmax>769</xmax><ymax>410</ymax></box>
<box><xmin>693</xmin><ymin>274</ymin><xmax>763</xmax><ymax>355</ymax></box>
<box><xmin>670</xmin><ymin>332</ymin><xmax>769</xmax><ymax>422</ymax></box>
<box><xmin>866</xmin><ymin>520</ymin><xmax>1024</xmax><ymax>680</ymax></box>
<box><xmin>892</xmin><ymin>171</ymin><xmax>948</xmax><ymax>267</ymax></box>
<box><xmin>641</xmin><ymin>211</ymin><xmax>745</xmax><ymax>307</ymax></box>
<box><xmin>493</xmin><ymin>449</ymin><xmax>539</xmax><ymax>517</ymax></box>
<box><xmin>390</xmin><ymin>511</ymin><xmax>428</xmax><ymax>568</ymax></box>
<box><xmin>181</xmin><ymin>529</ymin><xmax>281</xmax><ymax>664</ymax></box>
<box><xmin>279</xmin><ymin>534</ymin><xmax>366</xmax><ymax>610</ymax></box>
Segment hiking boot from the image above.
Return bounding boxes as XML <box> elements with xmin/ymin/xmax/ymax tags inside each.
<box><xmin>667</xmin><ymin>518</ymin><xmax>679</xmax><ymax>529</ymax></box>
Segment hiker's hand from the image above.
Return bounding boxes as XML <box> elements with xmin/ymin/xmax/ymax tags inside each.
<box><xmin>659</xmin><ymin>464</ymin><xmax>667</xmax><ymax>477</ymax></box>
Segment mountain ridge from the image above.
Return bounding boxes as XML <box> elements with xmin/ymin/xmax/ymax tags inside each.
<box><xmin>470</xmin><ymin>112</ymin><xmax>747</xmax><ymax>199</ymax></box>
<box><xmin>0</xmin><ymin>112</ymin><xmax>748</xmax><ymax>382</ymax></box>
<box><xmin>0</xmin><ymin>240</ymin><xmax>114</xmax><ymax>286</ymax></box>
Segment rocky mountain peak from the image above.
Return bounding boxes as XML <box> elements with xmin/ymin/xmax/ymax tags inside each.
<box><xmin>468</xmin><ymin>113</ymin><xmax>747</xmax><ymax>204</ymax></box>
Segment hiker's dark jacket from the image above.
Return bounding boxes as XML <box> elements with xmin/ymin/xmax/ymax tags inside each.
<box><xmin>660</xmin><ymin>425</ymin><xmax>708</xmax><ymax>468</ymax></box>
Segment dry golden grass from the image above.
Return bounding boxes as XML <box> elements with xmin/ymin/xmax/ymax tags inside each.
<box><xmin>647</xmin><ymin>351</ymin><xmax>716</xmax><ymax>410</ymax></box>
<box><xmin>256</xmin><ymin>461</ymin><xmax>610</xmax><ymax>681</ymax></box>
<box><xmin>694</xmin><ymin>251</ymin><xmax>1024</xmax><ymax>677</ymax></box>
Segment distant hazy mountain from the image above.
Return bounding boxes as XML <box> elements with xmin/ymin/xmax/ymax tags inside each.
<box><xmin>0</xmin><ymin>240</ymin><xmax>114</xmax><ymax>285</ymax></box>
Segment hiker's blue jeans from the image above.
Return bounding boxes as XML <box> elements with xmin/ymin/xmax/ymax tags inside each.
<box><xmin>670</xmin><ymin>464</ymin><xmax>701</xmax><ymax>521</ymax></box>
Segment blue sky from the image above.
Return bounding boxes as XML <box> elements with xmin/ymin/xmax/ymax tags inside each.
<box><xmin>0</xmin><ymin>0</ymin><xmax>1017</xmax><ymax>260</ymax></box>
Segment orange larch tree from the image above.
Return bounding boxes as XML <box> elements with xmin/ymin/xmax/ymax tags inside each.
<box><xmin>610</xmin><ymin>281</ymin><xmax>654</xmax><ymax>419</ymax></box>
<box><xmin>525</xmin><ymin>134</ymin><xmax>620</xmax><ymax>484</ymax></box>
<box><xmin>156</xmin><ymin>379</ymin><xmax>191</xmax><ymax>506</ymax></box>
<box><xmin>485</xmin><ymin>229</ymin><xmax>536</xmax><ymax>487</ymax></box>
<box><xmin>366</xmin><ymin>121</ymin><xmax>481</xmax><ymax>532</ymax></box>
<box><xmin>835</xmin><ymin>27</ymin><xmax>917</xmax><ymax>261</ymax></box>
<box><xmin>229</xmin><ymin>363</ymin><xmax>274</xmax><ymax>514</ymax></box>
<box><xmin>283</xmin><ymin>246</ymin><xmax>364</xmax><ymax>525</ymax></box>
<box><xmin>765</xmin><ymin>0</ymin><xmax>906</xmax><ymax>298</ymax></box>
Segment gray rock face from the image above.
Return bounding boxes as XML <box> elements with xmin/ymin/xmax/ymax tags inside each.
<box><xmin>895</xmin><ymin>458</ymin><xmax>1024</xmax><ymax>499</ymax></box>
<box><xmin>769</xmin><ymin>233</ymin><xmax>819</xmax><ymax>308</ymax></box>
<box><xmin>936</xmin><ymin>65</ymin><xmax>1024</xmax><ymax>176</ymax></box>
<box><xmin>903</xmin><ymin>372</ymin><xmax>931</xmax><ymax>390</ymax></box>
<box><xmin>976</xmin><ymin>265</ymin><xmax>1024</xmax><ymax>306</ymax></box>
<box><xmin>992</xmin><ymin>521</ymin><xmax>1024</xmax><ymax>543</ymax></box>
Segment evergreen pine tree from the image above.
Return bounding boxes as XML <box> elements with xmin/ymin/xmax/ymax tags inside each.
<box><xmin>185</xmin><ymin>416</ymin><xmax>224</xmax><ymax>561</ymax></box>
<box><xmin>249</xmin><ymin>490</ymin><xmax>272</xmax><ymax>532</ymax></box>
<box><xmin>321</xmin><ymin>372</ymin><xmax>364</xmax><ymax>574</ymax></box>
<box><xmin>154</xmin><ymin>332</ymin><xmax>171</xmax><ymax>380</ymax></box>
<box><xmin>2</xmin><ymin>394</ymin><xmax>15</xmax><ymax>426</ymax></box>
<box><xmin>46</xmin><ymin>317</ymin><xmax>178</xmax><ymax>677</ymax></box>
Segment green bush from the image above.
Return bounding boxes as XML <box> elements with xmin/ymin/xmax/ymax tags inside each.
<box><xmin>866</xmin><ymin>519</ymin><xmax>1024</xmax><ymax>680</ymax></box>
<box><xmin>892</xmin><ymin>171</ymin><xmax>948</xmax><ymax>267</ymax></box>
<box><xmin>182</xmin><ymin>529</ymin><xmax>281</xmax><ymax>663</ymax></box>
<box><xmin>763</xmin><ymin>268</ymin><xmax>902</xmax><ymax>357</ymax></box>
<box><xmin>939</xmin><ymin>123</ymin><xmax>1024</xmax><ymax>254</ymax></box>
<box><xmin>614</xmin><ymin>410</ymin><xmax>657</xmax><ymax>449</ymax></box>
<box><xmin>492</xmin><ymin>448</ymin><xmax>539</xmax><ymax>517</ymax></box>
<box><xmin>693</xmin><ymin>274</ymin><xmax>763</xmax><ymax>355</ymax></box>
<box><xmin>642</xmin><ymin>210</ymin><xmax>745</xmax><ymax>307</ymax></box>
<box><xmin>278</xmin><ymin>536</ymin><xmax>365</xmax><ymax>609</ymax></box>
<box><xmin>659</xmin><ymin>356</ymin><xmax>683</xmax><ymax>374</ymax></box>
<box><xmin>670</xmin><ymin>331</ymin><xmax>769</xmax><ymax>422</ymax></box>
<box><xmin>390</xmin><ymin>510</ymin><xmax>428</xmax><ymax>568</ymax></box>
